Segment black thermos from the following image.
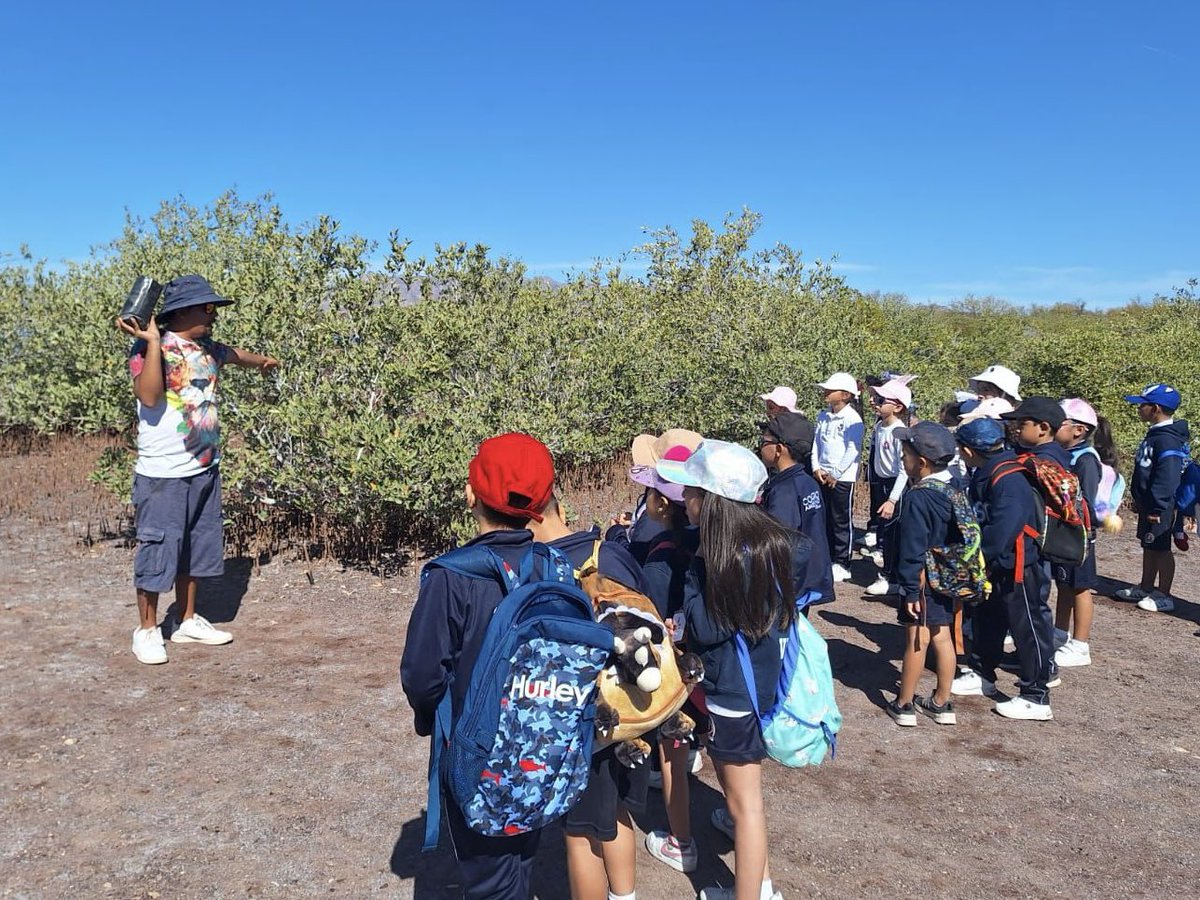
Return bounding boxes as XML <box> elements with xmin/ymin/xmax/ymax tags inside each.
<box><xmin>118</xmin><ymin>277</ymin><xmax>163</xmax><ymax>329</ymax></box>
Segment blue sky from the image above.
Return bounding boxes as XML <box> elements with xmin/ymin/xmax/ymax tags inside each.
<box><xmin>2</xmin><ymin>1</ymin><xmax>1196</xmax><ymax>307</ymax></box>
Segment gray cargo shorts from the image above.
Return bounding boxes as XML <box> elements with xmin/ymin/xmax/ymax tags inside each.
<box><xmin>132</xmin><ymin>467</ymin><xmax>224</xmax><ymax>593</ymax></box>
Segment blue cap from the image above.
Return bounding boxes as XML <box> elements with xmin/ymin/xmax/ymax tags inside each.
<box><xmin>894</xmin><ymin>421</ymin><xmax>957</xmax><ymax>464</ymax></box>
<box><xmin>1125</xmin><ymin>383</ymin><xmax>1180</xmax><ymax>411</ymax></box>
<box><xmin>955</xmin><ymin>417</ymin><xmax>1006</xmax><ymax>451</ymax></box>
<box><xmin>158</xmin><ymin>275</ymin><xmax>234</xmax><ymax>318</ymax></box>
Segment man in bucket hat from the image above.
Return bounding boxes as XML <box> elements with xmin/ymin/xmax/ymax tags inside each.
<box><xmin>116</xmin><ymin>275</ymin><xmax>279</xmax><ymax>665</ymax></box>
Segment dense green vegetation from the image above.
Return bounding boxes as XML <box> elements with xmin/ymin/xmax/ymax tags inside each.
<box><xmin>2</xmin><ymin>192</ymin><xmax>1196</xmax><ymax>554</ymax></box>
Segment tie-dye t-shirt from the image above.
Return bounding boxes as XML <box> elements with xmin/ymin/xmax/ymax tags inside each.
<box><xmin>129</xmin><ymin>332</ymin><xmax>231</xmax><ymax>478</ymax></box>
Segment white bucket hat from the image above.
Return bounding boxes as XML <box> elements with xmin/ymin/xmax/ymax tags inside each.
<box><xmin>655</xmin><ymin>439</ymin><xmax>767</xmax><ymax>504</ymax></box>
<box><xmin>815</xmin><ymin>372</ymin><xmax>860</xmax><ymax>397</ymax></box>
<box><xmin>969</xmin><ymin>365</ymin><xmax>1022</xmax><ymax>402</ymax></box>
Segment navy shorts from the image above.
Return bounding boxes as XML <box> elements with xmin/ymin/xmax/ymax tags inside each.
<box><xmin>132</xmin><ymin>468</ymin><xmax>224</xmax><ymax>592</ymax></box>
<box><xmin>1136</xmin><ymin>514</ymin><xmax>1172</xmax><ymax>552</ymax></box>
<box><xmin>704</xmin><ymin>709</ymin><xmax>767</xmax><ymax>764</ymax></box>
<box><xmin>562</xmin><ymin>745</ymin><xmax>648</xmax><ymax>841</ymax></box>
<box><xmin>1052</xmin><ymin>539</ymin><xmax>1098</xmax><ymax>590</ymax></box>
<box><xmin>897</xmin><ymin>590</ymin><xmax>956</xmax><ymax>627</ymax></box>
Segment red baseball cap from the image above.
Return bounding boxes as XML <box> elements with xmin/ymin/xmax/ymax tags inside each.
<box><xmin>468</xmin><ymin>433</ymin><xmax>555</xmax><ymax>523</ymax></box>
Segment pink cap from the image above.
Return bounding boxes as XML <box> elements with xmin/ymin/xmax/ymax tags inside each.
<box><xmin>629</xmin><ymin>444</ymin><xmax>694</xmax><ymax>503</ymax></box>
<box><xmin>760</xmin><ymin>386</ymin><xmax>799</xmax><ymax>412</ymax></box>
<box><xmin>870</xmin><ymin>379</ymin><xmax>912</xmax><ymax>410</ymax></box>
<box><xmin>1060</xmin><ymin>398</ymin><xmax>1098</xmax><ymax>428</ymax></box>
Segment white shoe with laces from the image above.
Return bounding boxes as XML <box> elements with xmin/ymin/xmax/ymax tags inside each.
<box><xmin>1055</xmin><ymin>638</ymin><xmax>1091</xmax><ymax>668</ymax></box>
<box><xmin>994</xmin><ymin>697</ymin><xmax>1053</xmax><ymax>721</ymax></box>
<box><xmin>865</xmin><ymin>577</ymin><xmax>891</xmax><ymax>596</ymax></box>
<box><xmin>131</xmin><ymin>626</ymin><xmax>168</xmax><ymax>664</ymax></box>
<box><xmin>644</xmin><ymin>830</ymin><xmax>697</xmax><ymax>873</ymax></box>
<box><xmin>951</xmin><ymin>670</ymin><xmax>1002</xmax><ymax>698</ymax></box>
<box><xmin>831</xmin><ymin>563</ymin><xmax>852</xmax><ymax>583</ymax></box>
<box><xmin>170</xmin><ymin>614</ymin><xmax>233</xmax><ymax>645</ymax></box>
<box><xmin>1137</xmin><ymin>591</ymin><xmax>1176</xmax><ymax>613</ymax></box>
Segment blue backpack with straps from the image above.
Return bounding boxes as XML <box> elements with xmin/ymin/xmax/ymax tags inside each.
<box><xmin>1160</xmin><ymin>448</ymin><xmax>1200</xmax><ymax>516</ymax></box>
<box><xmin>734</xmin><ymin>599</ymin><xmax>842</xmax><ymax>768</ymax></box>
<box><xmin>420</xmin><ymin>542</ymin><xmax>614</xmax><ymax>851</ymax></box>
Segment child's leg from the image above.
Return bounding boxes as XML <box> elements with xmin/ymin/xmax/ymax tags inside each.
<box><xmin>659</xmin><ymin>739</ymin><xmax>693</xmax><ymax>843</ymax></box>
<box><xmin>897</xmin><ymin>623</ymin><xmax>928</xmax><ymax>705</ymax></box>
<box><xmin>565</xmin><ymin>833</ymin><xmax>608</xmax><ymax>900</ymax></box>
<box><xmin>1139</xmin><ymin>547</ymin><xmax>1157</xmax><ymax>591</ymax></box>
<box><xmin>176</xmin><ymin>575</ymin><xmax>198</xmax><ymax>621</ymax></box>
<box><xmin>1071</xmin><ymin>589</ymin><xmax>1094</xmax><ymax>642</ymax></box>
<box><xmin>928</xmin><ymin>625</ymin><xmax>956</xmax><ymax>705</ymax></box>
<box><xmin>137</xmin><ymin>589</ymin><xmax>159</xmax><ymax>630</ymax></box>
<box><xmin>1053</xmin><ymin>582</ymin><xmax>1074</xmax><ymax>633</ymax></box>
<box><xmin>714</xmin><ymin>759</ymin><xmax>770</xmax><ymax>900</ymax></box>
<box><xmin>1150</xmin><ymin>549</ymin><xmax>1176</xmax><ymax>594</ymax></box>
<box><xmin>599</xmin><ymin>806</ymin><xmax>636</xmax><ymax>897</ymax></box>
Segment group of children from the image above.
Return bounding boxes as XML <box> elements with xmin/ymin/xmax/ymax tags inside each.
<box><xmin>400</xmin><ymin>365</ymin><xmax>1193</xmax><ymax>900</ymax></box>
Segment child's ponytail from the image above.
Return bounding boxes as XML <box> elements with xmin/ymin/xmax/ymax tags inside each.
<box><xmin>1093</xmin><ymin>415</ymin><xmax>1120</xmax><ymax>469</ymax></box>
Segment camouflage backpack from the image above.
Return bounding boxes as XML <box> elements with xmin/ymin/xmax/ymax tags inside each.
<box><xmin>912</xmin><ymin>479</ymin><xmax>990</xmax><ymax>605</ymax></box>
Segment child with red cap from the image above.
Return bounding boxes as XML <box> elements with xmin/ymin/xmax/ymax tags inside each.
<box><xmin>401</xmin><ymin>432</ymin><xmax>554</xmax><ymax>900</ymax></box>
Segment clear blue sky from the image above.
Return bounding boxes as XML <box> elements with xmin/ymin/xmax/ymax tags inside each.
<box><xmin>3</xmin><ymin>1</ymin><xmax>1197</xmax><ymax>307</ymax></box>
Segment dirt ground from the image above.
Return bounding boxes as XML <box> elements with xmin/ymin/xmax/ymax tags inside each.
<box><xmin>2</xmin><ymin>441</ymin><xmax>1199</xmax><ymax>899</ymax></box>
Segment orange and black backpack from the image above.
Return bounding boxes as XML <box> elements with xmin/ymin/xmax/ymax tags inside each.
<box><xmin>990</xmin><ymin>453</ymin><xmax>1092</xmax><ymax>570</ymax></box>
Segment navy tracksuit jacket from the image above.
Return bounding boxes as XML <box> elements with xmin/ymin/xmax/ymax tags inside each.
<box><xmin>761</xmin><ymin>464</ymin><xmax>836</xmax><ymax>605</ymax></box>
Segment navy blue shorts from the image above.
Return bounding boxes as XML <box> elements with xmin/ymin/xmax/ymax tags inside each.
<box><xmin>562</xmin><ymin>745</ymin><xmax>648</xmax><ymax>841</ymax></box>
<box><xmin>1052</xmin><ymin>539</ymin><xmax>1098</xmax><ymax>590</ymax></box>
<box><xmin>704</xmin><ymin>709</ymin><xmax>767</xmax><ymax>764</ymax></box>
<box><xmin>1136</xmin><ymin>514</ymin><xmax>1172</xmax><ymax>552</ymax></box>
<box><xmin>132</xmin><ymin>468</ymin><xmax>224</xmax><ymax>592</ymax></box>
<box><xmin>897</xmin><ymin>590</ymin><xmax>956</xmax><ymax>627</ymax></box>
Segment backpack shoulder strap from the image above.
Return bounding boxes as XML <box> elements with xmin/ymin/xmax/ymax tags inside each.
<box><xmin>733</xmin><ymin>633</ymin><xmax>763</xmax><ymax>721</ymax></box>
<box><xmin>422</xmin><ymin>545</ymin><xmax>519</xmax><ymax>593</ymax></box>
<box><xmin>573</xmin><ymin>538</ymin><xmax>604</xmax><ymax>582</ymax></box>
<box><xmin>1159</xmin><ymin>448</ymin><xmax>1190</xmax><ymax>461</ymax></box>
<box><xmin>989</xmin><ymin>459</ymin><xmax>1029</xmax><ymax>487</ymax></box>
<box><xmin>1070</xmin><ymin>445</ymin><xmax>1100</xmax><ymax>466</ymax></box>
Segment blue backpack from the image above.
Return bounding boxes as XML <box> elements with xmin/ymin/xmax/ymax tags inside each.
<box><xmin>1160</xmin><ymin>448</ymin><xmax>1200</xmax><ymax>517</ymax></box>
<box><xmin>734</xmin><ymin>600</ymin><xmax>842</xmax><ymax>768</ymax></box>
<box><xmin>421</xmin><ymin>543</ymin><xmax>614</xmax><ymax>851</ymax></box>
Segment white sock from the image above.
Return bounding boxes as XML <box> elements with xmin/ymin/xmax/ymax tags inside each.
<box><xmin>609</xmin><ymin>892</ymin><xmax>635</xmax><ymax>900</ymax></box>
<box><xmin>760</xmin><ymin>880</ymin><xmax>775</xmax><ymax>900</ymax></box>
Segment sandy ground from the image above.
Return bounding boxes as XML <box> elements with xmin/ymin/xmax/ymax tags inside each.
<box><xmin>2</xmin><ymin>444</ymin><xmax>1199</xmax><ymax>899</ymax></box>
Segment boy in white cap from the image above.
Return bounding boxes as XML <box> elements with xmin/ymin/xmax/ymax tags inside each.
<box><xmin>865</xmin><ymin>379</ymin><xmax>912</xmax><ymax>596</ymax></box>
<box><xmin>813</xmin><ymin>372</ymin><xmax>864</xmax><ymax>582</ymax></box>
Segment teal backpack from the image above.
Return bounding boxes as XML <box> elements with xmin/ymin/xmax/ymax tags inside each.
<box><xmin>735</xmin><ymin>600</ymin><xmax>842</xmax><ymax>768</ymax></box>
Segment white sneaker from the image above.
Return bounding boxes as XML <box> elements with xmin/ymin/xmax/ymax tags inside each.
<box><xmin>1137</xmin><ymin>591</ymin><xmax>1176</xmax><ymax>613</ymax></box>
<box><xmin>711</xmin><ymin>806</ymin><xmax>735</xmax><ymax>840</ymax></box>
<box><xmin>1055</xmin><ymin>638</ymin><xmax>1091</xmax><ymax>668</ymax></box>
<box><xmin>1003</xmin><ymin>632</ymin><xmax>1016</xmax><ymax>652</ymax></box>
<box><xmin>644</xmin><ymin>830</ymin><xmax>697</xmax><ymax>873</ymax></box>
<box><xmin>689</xmin><ymin>747</ymin><xmax>703</xmax><ymax>774</ymax></box>
<box><xmin>950</xmin><ymin>670</ymin><xmax>1001</xmax><ymax>698</ymax></box>
<box><xmin>863</xmin><ymin>531</ymin><xmax>878</xmax><ymax>549</ymax></box>
<box><xmin>131</xmin><ymin>626</ymin><xmax>168</xmax><ymax>665</ymax></box>
<box><xmin>994</xmin><ymin>697</ymin><xmax>1053</xmax><ymax>721</ymax></box>
<box><xmin>1052</xmin><ymin>627</ymin><xmax>1070</xmax><ymax>649</ymax></box>
<box><xmin>170</xmin><ymin>614</ymin><xmax>233</xmax><ymax>645</ymax></box>
<box><xmin>865</xmin><ymin>577</ymin><xmax>891</xmax><ymax>596</ymax></box>
<box><xmin>1114</xmin><ymin>586</ymin><xmax>1149</xmax><ymax>602</ymax></box>
<box><xmin>869</xmin><ymin>550</ymin><xmax>885</xmax><ymax>569</ymax></box>
<box><xmin>831</xmin><ymin>563</ymin><xmax>852</xmax><ymax>583</ymax></box>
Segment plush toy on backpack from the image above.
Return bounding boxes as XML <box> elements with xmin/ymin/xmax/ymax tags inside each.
<box><xmin>576</xmin><ymin>542</ymin><xmax>705</xmax><ymax>768</ymax></box>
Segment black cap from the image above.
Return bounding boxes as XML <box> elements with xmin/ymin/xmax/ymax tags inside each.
<box><xmin>895</xmin><ymin>421</ymin><xmax>957</xmax><ymax>465</ymax></box>
<box><xmin>999</xmin><ymin>396</ymin><xmax>1065</xmax><ymax>430</ymax></box>
<box><xmin>761</xmin><ymin>411</ymin><xmax>815</xmax><ymax>457</ymax></box>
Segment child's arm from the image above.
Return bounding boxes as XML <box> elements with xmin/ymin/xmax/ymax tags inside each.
<box><xmin>981</xmin><ymin>474</ymin><xmax>1030</xmax><ymax>572</ymax></box>
<box><xmin>224</xmin><ymin>345</ymin><xmax>280</xmax><ymax>373</ymax></box>
<box><xmin>682</xmin><ymin>559</ymin><xmax>734</xmax><ymax>647</ymax></box>
<box><xmin>399</xmin><ymin>570</ymin><xmax>460</xmax><ymax>736</ymax></box>
<box><xmin>894</xmin><ymin>490</ymin><xmax>935</xmax><ymax>601</ymax></box>
<box><xmin>118</xmin><ymin>316</ymin><xmax>164</xmax><ymax>408</ymax></box>
<box><xmin>1146</xmin><ymin>449</ymin><xmax>1185</xmax><ymax>531</ymax></box>
<box><xmin>829</xmin><ymin>420</ymin><xmax>865</xmax><ymax>480</ymax></box>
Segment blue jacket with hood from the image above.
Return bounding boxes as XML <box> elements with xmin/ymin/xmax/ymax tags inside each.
<box><xmin>1131</xmin><ymin>419</ymin><xmax>1191</xmax><ymax>528</ymax></box>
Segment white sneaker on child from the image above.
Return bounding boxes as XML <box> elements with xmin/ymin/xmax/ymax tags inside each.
<box><xmin>170</xmin><ymin>614</ymin><xmax>233</xmax><ymax>645</ymax></box>
<box><xmin>863</xmin><ymin>531</ymin><xmax>878</xmax><ymax>549</ymax></box>
<box><xmin>831</xmin><ymin>563</ymin><xmax>852</xmax><ymax>583</ymax></box>
<box><xmin>131</xmin><ymin>626</ymin><xmax>167</xmax><ymax>665</ymax></box>
<box><xmin>1113</xmin><ymin>586</ymin><xmax>1148</xmax><ymax>602</ymax></box>
<box><xmin>644</xmin><ymin>831</ymin><xmax>697</xmax><ymax>873</ymax></box>
<box><xmin>1137</xmin><ymin>591</ymin><xmax>1176</xmax><ymax>613</ymax></box>
<box><xmin>994</xmin><ymin>697</ymin><xmax>1053</xmax><ymax>721</ymax></box>
<box><xmin>865</xmin><ymin>577</ymin><xmax>891</xmax><ymax>596</ymax></box>
<box><xmin>950</xmin><ymin>670</ymin><xmax>1001</xmax><ymax>698</ymax></box>
<box><xmin>1055</xmin><ymin>638</ymin><xmax>1091</xmax><ymax>668</ymax></box>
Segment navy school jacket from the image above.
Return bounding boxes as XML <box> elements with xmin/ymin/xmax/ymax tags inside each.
<box><xmin>639</xmin><ymin>524</ymin><xmax>699</xmax><ymax>620</ymax></box>
<box><xmin>894</xmin><ymin>476</ymin><xmax>957</xmax><ymax>602</ymax></box>
<box><xmin>761</xmin><ymin>464</ymin><xmax>836</xmax><ymax>604</ymax></box>
<box><xmin>399</xmin><ymin>527</ymin><xmax>645</xmax><ymax>738</ymax></box>
<box><xmin>683</xmin><ymin>534</ymin><xmax>813</xmax><ymax>714</ymax></box>
<box><xmin>969</xmin><ymin>450</ymin><xmax>1042</xmax><ymax>576</ymax></box>
<box><xmin>1131</xmin><ymin>419</ymin><xmax>1191</xmax><ymax>522</ymax></box>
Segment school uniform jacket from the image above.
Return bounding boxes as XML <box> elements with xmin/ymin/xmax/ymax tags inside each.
<box><xmin>682</xmin><ymin>535</ymin><xmax>813</xmax><ymax>714</ymax></box>
<box><xmin>1131</xmin><ymin>419</ymin><xmax>1191</xmax><ymax>522</ymax></box>
<box><xmin>970</xmin><ymin>451</ymin><xmax>1042</xmax><ymax>577</ymax></box>
<box><xmin>894</xmin><ymin>472</ymin><xmax>956</xmax><ymax>602</ymax></box>
<box><xmin>761</xmin><ymin>464</ymin><xmax>835</xmax><ymax>604</ymax></box>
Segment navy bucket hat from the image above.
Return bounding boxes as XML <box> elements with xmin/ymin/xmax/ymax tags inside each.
<box><xmin>158</xmin><ymin>275</ymin><xmax>234</xmax><ymax>319</ymax></box>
